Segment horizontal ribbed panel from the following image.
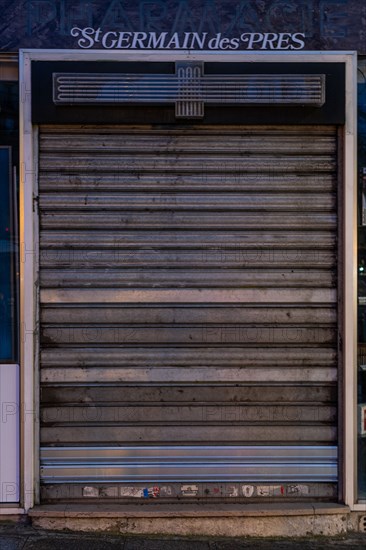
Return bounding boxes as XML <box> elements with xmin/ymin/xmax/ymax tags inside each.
<box><xmin>53</xmin><ymin>73</ymin><xmax>325</xmax><ymax>106</ymax></box>
<box><xmin>41</xmin><ymin>426</ymin><xmax>336</xmax><ymax>444</ymax></box>
<box><xmin>40</xmin><ymin>288</ymin><xmax>337</xmax><ymax>303</ymax></box>
<box><xmin>39</xmin><ymin>249</ymin><xmax>336</xmax><ymax>268</ymax></box>
<box><xmin>40</xmin><ymin>231</ymin><xmax>336</xmax><ymax>248</ymax></box>
<box><xmin>40</xmin><ymin>156</ymin><xmax>336</xmax><ymax>172</ymax></box>
<box><xmin>39</xmin><ymin>193</ymin><xmax>335</xmax><ymax>210</ymax></box>
<box><xmin>41</xmin><ymin>326</ymin><xmax>336</xmax><ymax>344</ymax></box>
<box><xmin>41</xmin><ymin>385</ymin><xmax>336</xmax><ymax>403</ymax></box>
<box><xmin>41</xmin><ymin>306</ymin><xmax>336</xmax><ymax>324</ymax></box>
<box><xmin>40</xmin><ymin>271</ymin><xmax>334</xmax><ymax>288</ymax></box>
<box><xmin>39</xmin><ymin>125</ymin><xmax>338</xmax><ymax>501</ymax></box>
<box><xmin>39</xmin><ymin>127</ymin><xmax>336</xmax><ymax>152</ymax></box>
<box><xmin>41</xmin><ymin>405</ymin><xmax>336</xmax><ymax>424</ymax></box>
<box><xmin>40</xmin><ymin>347</ymin><xmax>337</xmax><ymax>367</ymax></box>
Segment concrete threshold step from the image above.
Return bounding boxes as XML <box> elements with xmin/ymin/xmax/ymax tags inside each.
<box><xmin>29</xmin><ymin>503</ymin><xmax>351</xmax><ymax>537</ymax></box>
<box><xmin>30</xmin><ymin>502</ymin><xmax>349</xmax><ymax>518</ymax></box>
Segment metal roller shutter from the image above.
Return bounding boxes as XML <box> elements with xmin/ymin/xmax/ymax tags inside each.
<box><xmin>38</xmin><ymin>125</ymin><xmax>339</xmax><ymax>503</ymax></box>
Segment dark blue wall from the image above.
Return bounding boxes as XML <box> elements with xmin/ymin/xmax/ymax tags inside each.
<box><xmin>0</xmin><ymin>0</ymin><xmax>365</xmax><ymax>53</ymax></box>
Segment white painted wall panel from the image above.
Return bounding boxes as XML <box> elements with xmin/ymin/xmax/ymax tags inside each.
<box><xmin>0</xmin><ymin>364</ymin><xmax>19</xmax><ymax>502</ymax></box>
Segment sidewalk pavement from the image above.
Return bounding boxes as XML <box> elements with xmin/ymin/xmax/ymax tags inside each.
<box><xmin>1</xmin><ymin>521</ymin><xmax>366</xmax><ymax>550</ymax></box>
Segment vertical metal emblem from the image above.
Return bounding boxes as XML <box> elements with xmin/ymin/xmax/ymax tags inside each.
<box><xmin>175</xmin><ymin>61</ymin><xmax>204</xmax><ymax>119</ymax></box>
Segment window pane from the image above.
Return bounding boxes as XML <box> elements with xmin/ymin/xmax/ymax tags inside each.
<box><xmin>0</xmin><ymin>147</ymin><xmax>17</xmax><ymax>360</ymax></box>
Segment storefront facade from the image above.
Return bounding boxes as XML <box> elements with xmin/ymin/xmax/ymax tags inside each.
<box><xmin>1</xmin><ymin>0</ymin><xmax>366</xmax><ymax>535</ymax></box>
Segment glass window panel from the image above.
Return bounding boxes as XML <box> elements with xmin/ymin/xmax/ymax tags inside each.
<box><xmin>0</xmin><ymin>79</ymin><xmax>19</xmax><ymax>363</ymax></box>
<box><xmin>0</xmin><ymin>147</ymin><xmax>17</xmax><ymax>361</ymax></box>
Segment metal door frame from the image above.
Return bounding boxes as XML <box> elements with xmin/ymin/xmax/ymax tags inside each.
<box><xmin>18</xmin><ymin>49</ymin><xmax>357</xmax><ymax>512</ymax></box>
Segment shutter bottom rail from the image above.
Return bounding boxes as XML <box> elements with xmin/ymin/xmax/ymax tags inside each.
<box><xmin>40</xmin><ymin>445</ymin><xmax>337</xmax><ymax>483</ymax></box>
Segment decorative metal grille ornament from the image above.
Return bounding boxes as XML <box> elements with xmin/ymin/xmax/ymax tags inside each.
<box><xmin>53</xmin><ymin>61</ymin><xmax>325</xmax><ymax>119</ymax></box>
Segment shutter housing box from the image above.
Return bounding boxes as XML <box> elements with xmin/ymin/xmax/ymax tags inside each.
<box><xmin>32</xmin><ymin>61</ymin><xmax>345</xmax><ymax>125</ymax></box>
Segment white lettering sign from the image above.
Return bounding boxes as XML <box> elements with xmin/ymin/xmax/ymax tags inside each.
<box><xmin>71</xmin><ymin>28</ymin><xmax>306</xmax><ymax>50</ymax></box>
